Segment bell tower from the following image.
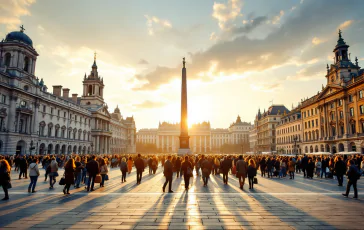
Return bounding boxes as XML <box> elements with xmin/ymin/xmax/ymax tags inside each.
<box><xmin>80</xmin><ymin>52</ymin><xmax>105</xmax><ymax>106</ymax></box>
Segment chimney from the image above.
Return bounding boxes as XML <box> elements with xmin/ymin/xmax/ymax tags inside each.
<box><xmin>72</xmin><ymin>94</ymin><xmax>78</xmax><ymax>104</ymax></box>
<box><xmin>62</xmin><ymin>88</ymin><xmax>70</xmax><ymax>99</ymax></box>
<box><xmin>52</xmin><ymin>85</ymin><xmax>62</xmax><ymax>97</ymax></box>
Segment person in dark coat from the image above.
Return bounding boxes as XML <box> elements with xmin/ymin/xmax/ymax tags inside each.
<box><xmin>201</xmin><ymin>155</ymin><xmax>212</xmax><ymax>186</ymax></box>
<box><xmin>86</xmin><ymin>155</ymin><xmax>99</xmax><ymax>192</ymax></box>
<box><xmin>0</xmin><ymin>160</ymin><xmax>11</xmax><ymax>200</ymax></box>
<box><xmin>301</xmin><ymin>155</ymin><xmax>308</xmax><ymax>178</ymax></box>
<box><xmin>334</xmin><ymin>156</ymin><xmax>346</xmax><ymax>186</ymax></box>
<box><xmin>267</xmin><ymin>158</ymin><xmax>273</xmax><ymax>178</ymax></box>
<box><xmin>342</xmin><ymin>160</ymin><xmax>359</xmax><ymax>198</ymax></box>
<box><xmin>175</xmin><ymin>157</ymin><xmax>182</xmax><ymax>178</ymax></box>
<box><xmin>247</xmin><ymin>159</ymin><xmax>257</xmax><ymax>189</ymax></box>
<box><xmin>63</xmin><ymin>159</ymin><xmax>75</xmax><ymax>195</ymax></box>
<box><xmin>306</xmin><ymin>159</ymin><xmax>315</xmax><ymax>179</ymax></box>
<box><xmin>181</xmin><ymin>156</ymin><xmax>193</xmax><ymax>190</ymax></box>
<box><xmin>221</xmin><ymin>156</ymin><xmax>232</xmax><ymax>184</ymax></box>
<box><xmin>163</xmin><ymin>156</ymin><xmax>173</xmax><ymax>193</ymax></box>
<box><xmin>259</xmin><ymin>158</ymin><xmax>266</xmax><ymax>177</ymax></box>
<box><xmin>19</xmin><ymin>156</ymin><xmax>28</xmax><ymax>179</ymax></box>
<box><xmin>134</xmin><ymin>154</ymin><xmax>144</xmax><ymax>185</ymax></box>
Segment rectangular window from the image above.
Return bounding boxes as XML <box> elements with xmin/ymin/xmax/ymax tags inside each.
<box><xmin>43</xmin><ymin>105</ymin><xmax>46</xmax><ymax>113</ymax></box>
<box><xmin>64</xmin><ymin>112</ymin><xmax>66</xmax><ymax>118</ymax></box>
<box><xmin>340</xmin><ymin>111</ymin><xmax>343</xmax><ymax>119</ymax></box>
<box><xmin>57</xmin><ymin>110</ymin><xmax>60</xmax><ymax>116</ymax></box>
<box><xmin>339</xmin><ymin>99</ymin><xmax>343</xmax><ymax>106</ymax></box>
<box><xmin>1</xmin><ymin>95</ymin><xmax>6</xmax><ymax>104</ymax></box>
<box><xmin>316</xmin><ymin>119</ymin><xmax>318</xmax><ymax>126</ymax></box>
<box><xmin>308</xmin><ymin>121</ymin><xmax>311</xmax><ymax>128</ymax></box>
<box><xmin>360</xmin><ymin>105</ymin><xmax>364</xmax><ymax>115</ymax></box>
<box><xmin>308</xmin><ymin>111</ymin><xmax>310</xmax><ymax>117</ymax></box>
<box><xmin>350</xmin><ymin>108</ymin><xmax>354</xmax><ymax>117</ymax></box>
<box><xmin>360</xmin><ymin>90</ymin><xmax>363</xmax><ymax>99</ymax></box>
<box><xmin>312</xmin><ymin>120</ymin><xmax>314</xmax><ymax>127</ymax></box>
<box><xmin>331</xmin><ymin>112</ymin><xmax>335</xmax><ymax>120</ymax></box>
<box><xmin>349</xmin><ymin>95</ymin><xmax>353</xmax><ymax>102</ymax></box>
<box><xmin>51</xmin><ymin>108</ymin><xmax>53</xmax><ymax>115</ymax></box>
<box><xmin>311</xmin><ymin>109</ymin><xmax>314</xmax><ymax>115</ymax></box>
<box><xmin>331</xmin><ymin>103</ymin><xmax>334</xmax><ymax>109</ymax></box>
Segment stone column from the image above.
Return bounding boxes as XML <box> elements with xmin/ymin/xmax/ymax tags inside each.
<box><xmin>32</xmin><ymin>102</ymin><xmax>39</xmax><ymax>134</ymax></box>
<box><xmin>161</xmin><ymin>136</ymin><xmax>164</xmax><ymax>152</ymax></box>
<box><xmin>343</xmin><ymin>97</ymin><xmax>348</xmax><ymax>135</ymax></box>
<box><xmin>7</xmin><ymin>95</ymin><xmax>17</xmax><ymax>132</ymax></box>
<box><xmin>96</xmin><ymin>136</ymin><xmax>99</xmax><ymax>153</ymax></box>
<box><xmin>354</xmin><ymin>95</ymin><xmax>360</xmax><ymax>133</ymax></box>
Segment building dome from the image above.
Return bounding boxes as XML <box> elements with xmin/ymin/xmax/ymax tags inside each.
<box><xmin>5</xmin><ymin>31</ymin><xmax>33</xmax><ymax>47</ymax></box>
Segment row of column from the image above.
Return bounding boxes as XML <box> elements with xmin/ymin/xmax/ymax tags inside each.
<box><xmin>94</xmin><ymin>135</ymin><xmax>111</xmax><ymax>154</ymax></box>
<box><xmin>95</xmin><ymin>118</ymin><xmax>109</xmax><ymax>131</ymax></box>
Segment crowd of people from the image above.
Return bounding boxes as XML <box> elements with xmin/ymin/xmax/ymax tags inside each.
<box><xmin>0</xmin><ymin>152</ymin><xmax>363</xmax><ymax>201</ymax></box>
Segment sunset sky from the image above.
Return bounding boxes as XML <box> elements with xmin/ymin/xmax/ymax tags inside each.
<box><xmin>1</xmin><ymin>0</ymin><xmax>364</xmax><ymax>130</ymax></box>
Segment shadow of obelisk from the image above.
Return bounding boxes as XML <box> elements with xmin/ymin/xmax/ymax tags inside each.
<box><xmin>178</xmin><ymin>57</ymin><xmax>191</xmax><ymax>156</ymax></box>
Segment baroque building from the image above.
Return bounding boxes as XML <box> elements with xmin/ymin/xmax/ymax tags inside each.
<box><xmin>0</xmin><ymin>26</ymin><xmax>136</xmax><ymax>155</ymax></box>
<box><xmin>301</xmin><ymin>31</ymin><xmax>364</xmax><ymax>154</ymax></box>
<box><xmin>252</xmin><ymin>105</ymin><xmax>290</xmax><ymax>153</ymax></box>
<box><xmin>276</xmin><ymin>106</ymin><xmax>302</xmax><ymax>154</ymax></box>
<box><xmin>137</xmin><ymin>116</ymin><xmax>252</xmax><ymax>153</ymax></box>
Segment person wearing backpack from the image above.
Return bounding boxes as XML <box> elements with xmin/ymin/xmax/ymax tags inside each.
<box><xmin>28</xmin><ymin>158</ymin><xmax>40</xmax><ymax>193</ymax></box>
<box><xmin>181</xmin><ymin>156</ymin><xmax>193</xmax><ymax>190</ymax></box>
<box><xmin>342</xmin><ymin>160</ymin><xmax>359</xmax><ymax>199</ymax></box>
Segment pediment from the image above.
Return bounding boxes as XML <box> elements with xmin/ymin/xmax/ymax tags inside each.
<box><xmin>317</xmin><ymin>85</ymin><xmax>343</xmax><ymax>100</ymax></box>
<box><xmin>95</xmin><ymin>105</ymin><xmax>111</xmax><ymax>118</ymax></box>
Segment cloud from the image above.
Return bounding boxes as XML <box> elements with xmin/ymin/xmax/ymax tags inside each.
<box><xmin>138</xmin><ymin>59</ymin><xmax>149</xmax><ymax>65</ymax></box>
<box><xmin>212</xmin><ymin>0</ymin><xmax>243</xmax><ymax>30</ymax></box>
<box><xmin>0</xmin><ymin>0</ymin><xmax>36</xmax><ymax>31</ymax></box>
<box><xmin>338</xmin><ymin>20</ymin><xmax>354</xmax><ymax>30</ymax></box>
<box><xmin>144</xmin><ymin>15</ymin><xmax>172</xmax><ymax>36</ymax></box>
<box><xmin>133</xmin><ymin>100</ymin><xmax>166</xmax><ymax>109</ymax></box>
<box><xmin>135</xmin><ymin>0</ymin><xmax>364</xmax><ymax>91</ymax></box>
<box><xmin>250</xmin><ymin>82</ymin><xmax>282</xmax><ymax>92</ymax></box>
<box><xmin>312</xmin><ymin>37</ymin><xmax>325</xmax><ymax>45</ymax></box>
<box><xmin>210</xmin><ymin>32</ymin><xmax>218</xmax><ymax>41</ymax></box>
<box><xmin>271</xmin><ymin>10</ymin><xmax>284</xmax><ymax>25</ymax></box>
<box><xmin>230</xmin><ymin>16</ymin><xmax>267</xmax><ymax>34</ymax></box>
<box><xmin>287</xmin><ymin>63</ymin><xmax>325</xmax><ymax>81</ymax></box>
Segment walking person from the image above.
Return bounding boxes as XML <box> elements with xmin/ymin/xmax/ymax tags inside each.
<box><xmin>247</xmin><ymin>159</ymin><xmax>257</xmax><ymax>190</ymax></box>
<box><xmin>86</xmin><ymin>155</ymin><xmax>100</xmax><ymax>192</ymax></box>
<box><xmin>49</xmin><ymin>157</ymin><xmax>58</xmax><ymax>189</ymax></box>
<box><xmin>334</xmin><ymin>156</ymin><xmax>346</xmax><ymax>186</ymax></box>
<box><xmin>127</xmin><ymin>157</ymin><xmax>133</xmax><ymax>174</ymax></box>
<box><xmin>259</xmin><ymin>157</ymin><xmax>266</xmax><ymax>177</ymax></box>
<box><xmin>288</xmin><ymin>158</ymin><xmax>295</xmax><ymax>179</ymax></box>
<box><xmin>63</xmin><ymin>159</ymin><xmax>75</xmax><ymax>195</ymax></box>
<box><xmin>181</xmin><ymin>156</ymin><xmax>193</xmax><ymax>190</ymax></box>
<box><xmin>221</xmin><ymin>156</ymin><xmax>232</xmax><ymax>184</ymax></box>
<box><xmin>175</xmin><ymin>157</ymin><xmax>182</xmax><ymax>178</ymax></box>
<box><xmin>162</xmin><ymin>156</ymin><xmax>173</xmax><ymax>193</ymax></box>
<box><xmin>236</xmin><ymin>155</ymin><xmax>248</xmax><ymax>189</ymax></box>
<box><xmin>0</xmin><ymin>159</ymin><xmax>11</xmax><ymax>200</ymax></box>
<box><xmin>301</xmin><ymin>155</ymin><xmax>308</xmax><ymax>178</ymax></box>
<box><xmin>135</xmin><ymin>154</ymin><xmax>144</xmax><ymax>185</ymax></box>
<box><xmin>74</xmin><ymin>156</ymin><xmax>83</xmax><ymax>188</ymax></box>
<box><xmin>342</xmin><ymin>160</ymin><xmax>360</xmax><ymax>199</ymax></box>
<box><xmin>120</xmin><ymin>157</ymin><xmax>128</xmax><ymax>183</ymax></box>
<box><xmin>28</xmin><ymin>158</ymin><xmax>40</xmax><ymax>193</ymax></box>
<box><xmin>18</xmin><ymin>156</ymin><xmax>28</xmax><ymax>179</ymax></box>
<box><xmin>201</xmin><ymin>155</ymin><xmax>212</xmax><ymax>187</ymax></box>
<box><xmin>315</xmin><ymin>158</ymin><xmax>322</xmax><ymax>178</ymax></box>
<box><xmin>99</xmin><ymin>158</ymin><xmax>109</xmax><ymax>187</ymax></box>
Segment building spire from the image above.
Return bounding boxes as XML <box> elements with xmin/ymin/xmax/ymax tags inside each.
<box><xmin>183</xmin><ymin>57</ymin><xmax>186</xmax><ymax>68</ymax></box>
<box><xmin>92</xmin><ymin>51</ymin><xmax>97</xmax><ymax>69</ymax></box>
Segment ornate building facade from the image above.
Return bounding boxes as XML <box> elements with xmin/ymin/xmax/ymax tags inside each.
<box><xmin>276</xmin><ymin>107</ymin><xmax>302</xmax><ymax>154</ymax></box>
<box><xmin>0</xmin><ymin>27</ymin><xmax>136</xmax><ymax>155</ymax></box>
<box><xmin>252</xmin><ymin>105</ymin><xmax>290</xmax><ymax>153</ymax></box>
<box><xmin>137</xmin><ymin>116</ymin><xmax>252</xmax><ymax>153</ymax></box>
<box><xmin>301</xmin><ymin>31</ymin><xmax>364</xmax><ymax>154</ymax></box>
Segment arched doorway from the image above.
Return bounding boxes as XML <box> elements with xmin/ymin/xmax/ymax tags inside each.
<box><xmin>310</xmin><ymin>146</ymin><xmax>313</xmax><ymax>153</ymax></box>
<box><xmin>73</xmin><ymin>145</ymin><xmax>77</xmax><ymax>153</ymax></box>
<box><xmin>61</xmin><ymin>145</ymin><xmax>66</xmax><ymax>154</ymax></box>
<box><xmin>82</xmin><ymin>146</ymin><xmax>86</xmax><ymax>154</ymax></box>
<box><xmin>87</xmin><ymin>146</ymin><xmax>91</xmax><ymax>154</ymax></box>
<box><xmin>305</xmin><ymin>146</ymin><xmax>308</xmax><ymax>153</ymax></box>
<box><xmin>47</xmin><ymin>144</ymin><xmax>53</xmax><ymax>154</ymax></box>
<box><xmin>55</xmin><ymin>144</ymin><xmax>60</xmax><ymax>154</ymax></box>
<box><xmin>67</xmin><ymin>145</ymin><xmax>72</xmax><ymax>154</ymax></box>
<box><xmin>39</xmin><ymin>143</ymin><xmax>46</xmax><ymax>155</ymax></box>
<box><xmin>332</xmin><ymin>146</ymin><xmax>337</xmax><ymax>154</ymax></box>
<box><xmin>315</xmin><ymin>145</ymin><xmax>318</xmax><ymax>152</ymax></box>
<box><xmin>320</xmin><ymin>144</ymin><xmax>324</xmax><ymax>152</ymax></box>
<box><xmin>326</xmin><ymin>144</ymin><xmax>330</xmax><ymax>153</ymax></box>
<box><xmin>78</xmin><ymin>146</ymin><xmax>82</xmax><ymax>154</ymax></box>
<box><xmin>16</xmin><ymin>140</ymin><xmax>27</xmax><ymax>155</ymax></box>
<box><xmin>338</xmin><ymin>143</ymin><xmax>344</xmax><ymax>152</ymax></box>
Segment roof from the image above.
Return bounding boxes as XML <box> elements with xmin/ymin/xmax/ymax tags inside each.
<box><xmin>5</xmin><ymin>31</ymin><xmax>33</xmax><ymax>47</ymax></box>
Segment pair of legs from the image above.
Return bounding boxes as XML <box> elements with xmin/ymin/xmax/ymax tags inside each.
<box><xmin>121</xmin><ymin>170</ymin><xmax>127</xmax><ymax>182</ymax></box>
<box><xmin>202</xmin><ymin>175</ymin><xmax>209</xmax><ymax>186</ymax></box>
<box><xmin>100</xmin><ymin>174</ymin><xmax>106</xmax><ymax>186</ymax></box>
<box><xmin>49</xmin><ymin>175</ymin><xmax>56</xmax><ymax>188</ymax></box>
<box><xmin>223</xmin><ymin>172</ymin><xmax>228</xmax><ymax>184</ymax></box>
<box><xmin>184</xmin><ymin>174</ymin><xmax>190</xmax><ymax>189</ymax></box>
<box><xmin>343</xmin><ymin>179</ymin><xmax>358</xmax><ymax>198</ymax></box>
<box><xmin>1</xmin><ymin>182</ymin><xmax>9</xmax><ymax>200</ymax></box>
<box><xmin>136</xmin><ymin>170</ymin><xmax>143</xmax><ymax>184</ymax></box>
<box><xmin>19</xmin><ymin>169</ymin><xmax>27</xmax><ymax>179</ymax></box>
<box><xmin>28</xmin><ymin>176</ymin><xmax>38</xmax><ymax>192</ymax></box>
<box><xmin>63</xmin><ymin>184</ymin><xmax>71</xmax><ymax>194</ymax></box>
<box><xmin>337</xmin><ymin>174</ymin><xmax>344</xmax><ymax>186</ymax></box>
<box><xmin>176</xmin><ymin>169</ymin><xmax>180</xmax><ymax>178</ymax></box>
<box><xmin>267</xmin><ymin>168</ymin><xmax>272</xmax><ymax>178</ymax></box>
<box><xmin>248</xmin><ymin>176</ymin><xmax>254</xmax><ymax>189</ymax></box>
<box><xmin>163</xmin><ymin>175</ymin><xmax>173</xmax><ymax>192</ymax></box>
<box><xmin>261</xmin><ymin>168</ymin><xmax>266</xmax><ymax>177</ymax></box>
<box><xmin>289</xmin><ymin>171</ymin><xmax>295</xmax><ymax>179</ymax></box>
<box><xmin>75</xmin><ymin>173</ymin><xmax>82</xmax><ymax>188</ymax></box>
<box><xmin>238</xmin><ymin>174</ymin><xmax>245</xmax><ymax>189</ymax></box>
<box><xmin>87</xmin><ymin>175</ymin><xmax>96</xmax><ymax>191</ymax></box>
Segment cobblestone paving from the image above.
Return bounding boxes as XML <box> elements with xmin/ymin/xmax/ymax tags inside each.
<box><xmin>0</xmin><ymin>166</ymin><xmax>363</xmax><ymax>229</ymax></box>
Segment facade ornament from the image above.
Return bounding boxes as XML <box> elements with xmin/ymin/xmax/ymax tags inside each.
<box><xmin>355</xmin><ymin>57</ymin><xmax>358</xmax><ymax>66</ymax></box>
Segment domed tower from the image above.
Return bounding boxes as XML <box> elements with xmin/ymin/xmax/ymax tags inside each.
<box><xmin>0</xmin><ymin>25</ymin><xmax>39</xmax><ymax>78</ymax></box>
<box><xmin>80</xmin><ymin>52</ymin><xmax>105</xmax><ymax>106</ymax></box>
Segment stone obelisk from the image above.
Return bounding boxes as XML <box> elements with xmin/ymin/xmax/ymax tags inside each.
<box><xmin>178</xmin><ymin>57</ymin><xmax>191</xmax><ymax>155</ymax></box>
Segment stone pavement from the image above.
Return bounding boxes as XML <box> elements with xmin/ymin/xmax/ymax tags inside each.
<box><xmin>0</xmin><ymin>166</ymin><xmax>364</xmax><ymax>230</ymax></box>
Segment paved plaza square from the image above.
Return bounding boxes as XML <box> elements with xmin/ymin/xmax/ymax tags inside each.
<box><xmin>0</xmin><ymin>167</ymin><xmax>363</xmax><ymax>230</ymax></box>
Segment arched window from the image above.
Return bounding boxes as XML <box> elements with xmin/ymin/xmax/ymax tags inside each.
<box><xmin>4</xmin><ymin>53</ymin><xmax>11</xmax><ymax>67</ymax></box>
<box><xmin>88</xmin><ymin>85</ymin><xmax>92</xmax><ymax>96</ymax></box>
<box><xmin>23</xmin><ymin>56</ymin><xmax>30</xmax><ymax>72</ymax></box>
